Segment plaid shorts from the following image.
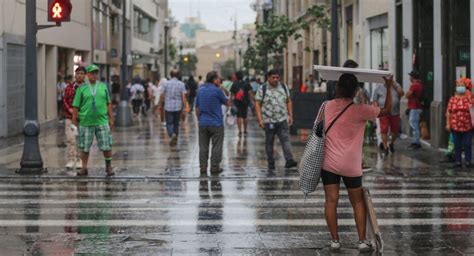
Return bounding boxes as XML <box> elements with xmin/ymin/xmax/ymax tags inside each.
<box><xmin>78</xmin><ymin>125</ymin><xmax>113</xmax><ymax>152</ymax></box>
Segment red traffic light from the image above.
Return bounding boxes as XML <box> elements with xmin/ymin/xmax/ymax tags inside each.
<box><xmin>48</xmin><ymin>0</ymin><xmax>72</xmax><ymax>22</ymax></box>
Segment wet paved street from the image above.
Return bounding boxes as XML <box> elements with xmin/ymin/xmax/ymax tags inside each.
<box><xmin>0</xmin><ymin>115</ymin><xmax>473</xmax><ymax>255</ymax></box>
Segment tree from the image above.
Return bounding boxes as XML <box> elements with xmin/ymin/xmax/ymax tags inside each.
<box><xmin>178</xmin><ymin>54</ymin><xmax>198</xmax><ymax>76</ymax></box>
<box><xmin>243</xmin><ymin>5</ymin><xmax>330</xmax><ymax>74</ymax></box>
<box><xmin>169</xmin><ymin>43</ymin><xmax>177</xmax><ymax>61</ymax></box>
<box><xmin>219</xmin><ymin>59</ymin><xmax>236</xmax><ymax>80</ymax></box>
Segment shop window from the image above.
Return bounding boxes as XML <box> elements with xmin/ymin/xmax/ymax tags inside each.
<box><xmin>74</xmin><ymin>54</ymin><xmax>84</xmax><ymax>74</ymax></box>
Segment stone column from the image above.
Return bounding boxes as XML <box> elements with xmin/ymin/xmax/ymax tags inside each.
<box><xmin>400</xmin><ymin>0</ymin><xmax>414</xmax><ymax>135</ymax></box>
<box><xmin>430</xmin><ymin>0</ymin><xmax>444</xmax><ymax>148</ymax></box>
<box><xmin>471</xmin><ymin>0</ymin><xmax>474</xmax><ymax>79</ymax></box>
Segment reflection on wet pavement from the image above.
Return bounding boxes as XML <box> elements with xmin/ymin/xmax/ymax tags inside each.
<box><xmin>0</xmin><ymin>116</ymin><xmax>473</xmax><ymax>254</ymax></box>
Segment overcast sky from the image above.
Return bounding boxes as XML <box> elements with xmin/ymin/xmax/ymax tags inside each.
<box><xmin>169</xmin><ymin>0</ymin><xmax>257</xmax><ymax>31</ymax></box>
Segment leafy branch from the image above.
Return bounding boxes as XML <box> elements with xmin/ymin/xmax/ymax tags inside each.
<box><xmin>243</xmin><ymin>5</ymin><xmax>330</xmax><ymax>74</ymax></box>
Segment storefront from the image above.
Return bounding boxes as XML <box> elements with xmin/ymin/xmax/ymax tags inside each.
<box><xmin>393</xmin><ymin>0</ymin><xmax>471</xmax><ymax>148</ymax></box>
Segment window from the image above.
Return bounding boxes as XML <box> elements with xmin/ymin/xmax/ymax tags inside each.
<box><xmin>347</xmin><ymin>22</ymin><xmax>353</xmax><ymax>59</ymax></box>
<box><xmin>297</xmin><ymin>41</ymin><xmax>303</xmax><ymax>66</ymax></box>
<box><xmin>93</xmin><ymin>0</ymin><xmax>107</xmax><ymax>50</ymax></box>
<box><xmin>111</xmin><ymin>0</ymin><xmax>121</xmax><ymax>8</ymax></box>
<box><xmin>111</xmin><ymin>15</ymin><xmax>119</xmax><ymax>35</ymax></box>
<box><xmin>355</xmin><ymin>0</ymin><xmax>359</xmax><ymax>25</ymax></box>
<box><xmin>346</xmin><ymin>5</ymin><xmax>353</xmax><ymax>59</ymax></box>
<box><xmin>133</xmin><ymin>8</ymin><xmax>155</xmax><ymax>42</ymax></box>
<box><xmin>74</xmin><ymin>53</ymin><xmax>84</xmax><ymax>74</ymax></box>
<box><xmin>370</xmin><ymin>27</ymin><xmax>389</xmax><ymax>70</ymax></box>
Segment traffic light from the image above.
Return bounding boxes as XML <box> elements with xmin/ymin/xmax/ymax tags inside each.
<box><xmin>48</xmin><ymin>0</ymin><xmax>72</xmax><ymax>22</ymax></box>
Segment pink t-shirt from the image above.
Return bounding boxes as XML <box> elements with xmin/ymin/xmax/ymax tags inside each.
<box><xmin>322</xmin><ymin>99</ymin><xmax>380</xmax><ymax>177</ymax></box>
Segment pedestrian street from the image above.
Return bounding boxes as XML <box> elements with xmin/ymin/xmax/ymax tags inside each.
<box><xmin>0</xmin><ymin>116</ymin><xmax>473</xmax><ymax>255</ymax></box>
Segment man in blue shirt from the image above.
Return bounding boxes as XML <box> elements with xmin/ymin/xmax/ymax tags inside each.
<box><xmin>195</xmin><ymin>71</ymin><xmax>230</xmax><ymax>175</ymax></box>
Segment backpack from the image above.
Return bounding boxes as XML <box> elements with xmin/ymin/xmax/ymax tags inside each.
<box><xmin>133</xmin><ymin>86</ymin><xmax>143</xmax><ymax>100</ymax></box>
<box><xmin>261</xmin><ymin>83</ymin><xmax>289</xmax><ymax>104</ymax></box>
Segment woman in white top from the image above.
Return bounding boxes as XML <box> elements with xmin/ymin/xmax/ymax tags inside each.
<box><xmin>153</xmin><ymin>78</ymin><xmax>167</xmax><ymax>120</ymax></box>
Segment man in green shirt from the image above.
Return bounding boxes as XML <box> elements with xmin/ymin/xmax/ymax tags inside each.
<box><xmin>72</xmin><ymin>64</ymin><xmax>114</xmax><ymax>176</ymax></box>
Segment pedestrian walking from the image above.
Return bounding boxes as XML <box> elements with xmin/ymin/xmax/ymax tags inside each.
<box><xmin>446</xmin><ymin>78</ymin><xmax>473</xmax><ymax>168</ymax></box>
<box><xmin>152</xmin><ymin>78</ymin><xmax>166</xmax><ymax>120</ymax></box>
<box><xmin>406</xmin><ymin>70</ymin><xmax>424</xmax><ymax>149</ymax></box>
<box><xmin>255</xmin><ymin>69</ymin><xmax>297</xmax><ymax>170</ymax></box>
<box><xmin>372</xmin><ymin>81</ymin><xmax>404</xmax><ymax>155</ymax></box>
<box><xmin>143</xmin><ymin>79</ymin><xmax>153</xmax><ymax>116</ymax></box>
<box><xmin>72</xmin><ymin>64</ymin><xmax>114</xmax><ymax>176</ymax></box>
<box><xmin>230</xmin><ymin>71</ymin><xmax>253</xmax><ymax>135</ymax></box>
<box><xmin>322</xmin><ymin>73</ymin><xmax>393</xmax><ymax>252</ymax></box>
<box><xmin>186</xmin><ymin>75</ymin><xmax>198</xmax><ymax>112</ymax></box>
<box><xmin>196</xmin><ymin>71</ymin><xmax>230</xmax><ymax>175</ymax></box>
<box><xmin>57</xmin><ymin>75</ymin><xmax>67</xmax><ymax>120</ymax></box>
<box><xmin>304</xmin><ymin>74</ymin><xmax>317</xmax><ymax>93</ymax></box>
<box><xmin>130</xmin><ymin>77</ymin><xmax>145</xmax><ymax>117</ymax></box>
<box><xmin>63</xmin><ymin>67</ymin><xmax>86</xmax><ymax>169</ymax></box>
<box><xmin>197</xmin><ymin>75</ymin><xmax>204</xmax><ymax>87</ymax></box>
<box><xmin>160</xmin><ymin>70</ymin><xmax>189</xmax><ymax>146</ymax></box>
<box><xmin>111</xmin><ymin>75</ymin><xmax>121</xmax><ymax>106</ymax></box>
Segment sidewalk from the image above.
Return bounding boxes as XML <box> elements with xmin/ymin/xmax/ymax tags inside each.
<box><xmin>0</xmin><ymin>115</ymin><xmax>470</xmax><ymax>180</ymax></box>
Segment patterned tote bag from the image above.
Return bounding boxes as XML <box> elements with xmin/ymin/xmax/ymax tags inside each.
<box><xmin>299</xmin><ymin>101</ymin><xmax>353</xmax><ymax>197</ymax></box>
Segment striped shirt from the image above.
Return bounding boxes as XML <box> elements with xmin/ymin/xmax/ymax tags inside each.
<box><xmin>162</xmin><ymin>78</ymin><xmax>187</xmax><ymax>112</ymax></box>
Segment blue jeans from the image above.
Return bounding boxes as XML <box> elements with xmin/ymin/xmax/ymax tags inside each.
<box><xmin>452</xmin><ymin>131</ymin><xmax>473</xmax><ymax>163</ymax></box>
<box><xmin>408</xmin><ymin>109</ymin><xmax>422</xmax><ymax>144</ymax></box>
<box><xmin>165</xmin><ymin>111</ymin><xmax>182</xmax><ymax>137</ymax></box>
<box><xmin>264</xmin><ymin>121</ymin><xmax>294</xmax><ymax>164</ymax></box>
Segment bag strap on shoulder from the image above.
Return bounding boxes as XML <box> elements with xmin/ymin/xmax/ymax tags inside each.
<box><xmin>325</xmin><ymin>102</ymin><xmax>354</xmax><ymax>134</ymax></box>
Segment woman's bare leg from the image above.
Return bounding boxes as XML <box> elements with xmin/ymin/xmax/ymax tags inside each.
<box><xmin>347</xmin><ymin>187</ymin><xmax>367</xmax><ymax>241</ymax></box>
<box><xmin>324</xmin><ymin>184</ymin><xmax>340</xmax><ymax>240</ymax></box>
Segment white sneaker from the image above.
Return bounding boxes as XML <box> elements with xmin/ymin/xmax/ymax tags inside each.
<box><xmin>358</xmin><ymin>240</ymin><xmax>373</xmax><ymax>252</ymax></box>
<box><xmin>75</xmin><ymin>160</ymin><xmax>83</xmax><ymax>169</ymax></box>
<box><xmin>65</xmin><ymin>161</ymin><xmax>74</xmax><ymax>169</ymax></box>
<box><xmin>329</xmin><ymin>240</ymin><xmax>341</xmax><ymax>251</ymax></box>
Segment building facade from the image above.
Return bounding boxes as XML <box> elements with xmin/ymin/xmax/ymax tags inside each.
<box><xmin>0</xmin><ymin>0</ymin><xmax>170</xmax><ymax>138</ymax></box>
<box><xmin>0</xmin><ymin>0</ymin><xmax>92</xmax><ymax>138</ymax></box>
<box><xmin>273</xmin><ymin>0</ymin><xmax>474</xmax><ymax>148</ymax></box>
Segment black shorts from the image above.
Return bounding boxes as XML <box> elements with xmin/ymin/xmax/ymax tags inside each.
<box><xmin>321</xmin><ymin>170</ymin><xmax>362</xmax><ymax>189</ymax></box>
<box><xmin>235</xmin><ymin>104</ymin><xmax>248</xmax><ymax>118</ymax></box>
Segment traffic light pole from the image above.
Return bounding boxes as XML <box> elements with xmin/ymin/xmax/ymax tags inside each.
<box><xmin>19</xmin><ymin>0</ymin><xmax>44</xmax><ymax>174</ymax></box>
<box><xmin>116</xmin><ymin>0</ymin><xmax>133</xmax><ymax>127</ymax></box>
<box><xmin>330</xmin><ymin>0</ymin><xmax>339</xmax><ymax>67</ymax></box>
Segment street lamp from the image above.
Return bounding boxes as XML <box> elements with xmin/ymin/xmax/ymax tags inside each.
<box><xmin>19</xmin><ymin>0</ymin><xmax>44</xmax><ymax>173</ymax></box>
<box><xmin>116</xmin><ymin>1</ymin><xmax>133</xmax><ymax>127</ymax></box>
<box><xmin>179</xmin><ymin>43</ymin><xmax>183</xmax><ymax>75</ymax></box>
<box><xmin>239</xmin><ymin>49</ymin><xmax>243</xmax><ymax>71</ymax></box>
<box><xmin>164</xmin><ymin>17</ymin><xmax>177</xmax><ymax>78</ymax></box>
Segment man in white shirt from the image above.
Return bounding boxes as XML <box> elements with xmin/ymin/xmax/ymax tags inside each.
<box><xmin>130</xmin><ymin>77</ymin><xmax>145</xmax><ymax>117</ymax></box>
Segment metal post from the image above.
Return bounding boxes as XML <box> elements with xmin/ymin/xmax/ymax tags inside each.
<box><xmin>238</xmin><ymin>49</ymin><xmax>242</xmax><ymax>70</ymax></box>
<box><xmin>179</xmin><ymin>44</ymin><xmax>183</xmax><ymax>74</ymax></box>
<box><xmin>19</xmin><ymin>0</ymin><xmax>44</xmax><ymax>174</ymax></box>
<box><xmin>263</xmin><ymin>8</ymin><xmax>269</xmax><ymax>75</ymax></box>
<box><xmin>331</xmin><ymin>0</ymin><xmax>339</xmax><ymax>67</ymax></box>
<box><xmin>116</xmin><ymin>0</ymin><xmax>133</xmax><ymax>127</ymax></box>
<box><xmin>164</xmin><ymin>25</ymin><xmax>169</xmax><ymax>79</ymax></box>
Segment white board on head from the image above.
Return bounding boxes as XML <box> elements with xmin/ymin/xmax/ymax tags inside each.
<box><xmin>314</xmin><ymin>65</ymin><xmax>392</xmax><ymax>84</ymax></box>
